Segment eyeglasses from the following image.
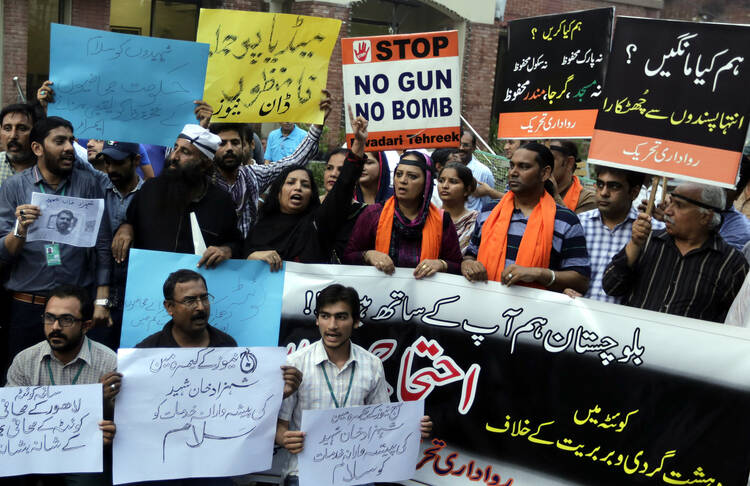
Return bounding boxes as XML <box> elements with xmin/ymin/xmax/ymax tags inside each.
<box><xmin>171</xmin><ymin>293</ymin><xmax>214</xmax><ymax>309</ymax></box>
<box><xmin>42</xmin><ymin>313</ymin><xmax>82</xmax><ymax>328</ymax></box>
<box><xmin>595</xmin><ymin>180</ymin><xmax>625</xmax><ymax>191</ymax></box>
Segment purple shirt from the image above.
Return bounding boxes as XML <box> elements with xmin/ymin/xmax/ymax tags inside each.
<box><xmin>343</xmin><ymin>203</ymin><xmax>462</xmax><ymax>273</ymax></box>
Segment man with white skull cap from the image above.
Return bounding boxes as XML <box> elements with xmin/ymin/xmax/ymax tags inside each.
<box><xmin>112</xmin><ymin>122</ymin><xmax>243</xmax><ymax>268</ymax></box>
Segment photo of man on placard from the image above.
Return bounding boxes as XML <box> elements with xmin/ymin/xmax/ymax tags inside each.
<box><xmin>48</xmin><ymin>209</ymin><xmax>78</xmax><ymax>236</ymax></box>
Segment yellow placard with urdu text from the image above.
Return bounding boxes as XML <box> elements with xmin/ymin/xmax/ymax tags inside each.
<box><xmin>197</xmin><ymin>9</ymin><xmax>341</xmax><ymax>124</ymax></box>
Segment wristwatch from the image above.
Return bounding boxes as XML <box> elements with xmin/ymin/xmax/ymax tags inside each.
<box><xmin>12</xmin><ymin>219</ymin><xmax>25</xmax><ymax>239</ymax></box>
<box><xmin>95</xmin><ymin>298</ymin><xmax>111</xmax><ymax>308</ymax></box>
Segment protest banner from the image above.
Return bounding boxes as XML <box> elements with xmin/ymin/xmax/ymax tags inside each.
<box><xmin>299</xmin><ymin>400</ymin><xmax>424</xmax><ymax>486</ymax></box>
<box><xmin>120</xmin><ymin>249</ymin><xmax>284</xmax><ymax>347</ymax></box>
<box><xmin>588</xmin><ymin>17</ymin><xmax>750</xmax><ymax>188</ymax></box>
<box><xmin>497</xmin><ymin>8</ymin><xmax>613</xmax><ymax>140</ymax></box>
<box><xmin>48</xmin><ymin>24</ymin><xmax>209</xmax><ymax>147</ymax></box>
<box><xmin>280</xmin><ymin>263</ymin><xmax>750</xmax><ymax>485</ymax></box>
<box><xmin>0</xmin><ymin>384</ymin><xmax>103</xmax><ymax>477</ymax></box>
<box><xmin>342</xmin><ymin>31</ymin><xmax>461</xmax><ymax>151</ymax></box>
<box><xmin>27</xmin><ymin>193</ymin><xmax>104</xmax><ymax>248</ymax></box>
<box><xmin>113</xmin><ymin>347</ymin><xmax>286</xmax><ymax>484</ymax></box>
<box><xmin>197</xmin><ymin>9</ymin><xmax>341</xmax><ymax>124</ymax></box>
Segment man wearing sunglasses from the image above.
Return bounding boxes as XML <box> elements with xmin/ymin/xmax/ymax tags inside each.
<box><xmin>565</xmin><ymin>166</ymin><xmax>663</xmax><ymax>303</ymax></box>
<box><xmin>602</xmin><ymin>182</ymin><xmax>748</xmax><ymax>323</ymax></box>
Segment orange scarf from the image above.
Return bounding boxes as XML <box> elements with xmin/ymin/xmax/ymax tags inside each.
<box><xmin>375</xmin><ymin>197</ymin><xmax>443</xmax><ymax>262</ymax></box>
<box><xmin>476</xmin><ymin>191</ymin><xmax>556</xmax><ymax>285</ymax></box>
<box><xmin>562</xmin><ymin>175</ymin><xmax>583</xmax><ymax>212</ymax></box>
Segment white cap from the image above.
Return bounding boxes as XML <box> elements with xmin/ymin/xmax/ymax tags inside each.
<box><xmin>177</xmin><ymin>124</ymin><xmax>221</xmax><ymax>160</ymax></box>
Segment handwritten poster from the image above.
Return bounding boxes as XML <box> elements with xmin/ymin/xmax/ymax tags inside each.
<box><xmin>197</xmin><ymin>9</ymin><xmax>341</xmax><ymax>124</ymax></box>
<box><xmin>48</xmin><ymin>23</ymin><xmax>209</xmax><ymax>147</ymax></box>
<box><xmin>342</xmin><ymin>31</ymin><xmax>461</xmax><ymax>151</ymax></box>
<box><xmin>26</xmin><ymin>193</ymin><xmax>104</xmax><ymax>247</ymax></box>
<box><xmin>121</xmin><ymin>249</ymin><xmax>284</xmax><ymax>347</ymax></box>
<box><xmin>299</xmin><ymin>400</ymin><xmax>424</xmax><ymax>486</ymax></box>
<box><xmin>279</xmin><ymin>263</ymin><xmax>750</xmax><ymax>485</ymax></box>
<box><xmin>113</xmin><ymin>347</ymin><xmax>286</xmax><ymax>484</ymax></box>
<box><xmin>0</xmin><ymin>384</ymin><xmax>103</xmax><ymax>477</ymax></box>
<box><xmin>498</xmin><ymin>8</ymin><xmax>613</xmax><ymax>139</ymax></box>
<box><xmin>589</xmin><ymin>17</ymin><xmax>750</xmax><ymax>188</ymax></box>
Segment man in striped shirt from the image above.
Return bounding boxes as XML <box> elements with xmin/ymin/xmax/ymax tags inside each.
<box><xmin>602</xmin><ymin>182</ymin><xmax>748</xmax><ymax>323</ymax></box>
<box><xmin>276</xmin><ymin>284</ymin><xmax>432</xmax><ymax>486</ymax></box>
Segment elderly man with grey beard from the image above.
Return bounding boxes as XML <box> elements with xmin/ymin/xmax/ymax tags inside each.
<box><xmin>602</xmin><ymin>182</ymin><xmax>748</xmax><ymax>323</ymax></box>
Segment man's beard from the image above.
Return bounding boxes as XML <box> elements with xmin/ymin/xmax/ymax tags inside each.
<box><xmin>154</xmin><ymin>162</ymin><xmax>206</xmax><ymax>215</ymax></box>
<box><xmin>215</xmin><ymin>151</ymin><xmax>245</xmax><ymax>172</ymax></box>
<box><xmin>6</xmin><ymin>141</ymin><xmax>34</xmax><ymax>164</ymax></box>
<box><xmin>46</xmin><ymin>330</ymin><xmax>83</xmax><ymax>353</ymax></box>
<box><xmin>45</xmin><ymin>149</ymin><xmax>75</xmax><ymax>177</ymax></box>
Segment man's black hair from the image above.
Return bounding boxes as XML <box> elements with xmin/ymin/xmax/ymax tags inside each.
<box><xmin>593</xmin><ymin>165</ymin><xmax>645</xmax><ymax>190</ymax></box>
<box><xmin>315</xmin><ymin>284</ymin><xmax>360</xmax><ymax>321</ymax></box>
<box><xmin>325</xmin><ymin>148</ymin><xmax>349</xmax><ymax>163</ymax></box>
<box><xmin>209</xmin><ymin>122</ymin><xmax>254</xmax><ymax>145</ymax></box>
<box><xmin>431</xmin><ymin>148</ymin><xmax>458</xmax><ymax>167</ymax></box>
<box><xmin>49</xmin><ymin>284</ymin><xmax>92</xmax><ymax>320</ymax></box>
<box><xmin>163</xmin><ymin>269</ymin><xmax>207</xmax><ymax>301</ymax></box>
<box><xmin>30</xmin><ymin>116</ymin><xmax>73</xmax><ymax>145</ymax></box>
<box><xmin>519</xmin><ymin>142</ymin><xmax>554</xmax><ymax>170</ymax></box>
<box><xmin>0</xmin><ymin>103</ymin><xmax>38</xmax><ymax>126</ymax></box>
<box><xmin>737</xmin><ymin>155</ymin><xmax>750</xmax><ymax>193</ymax></box>
<box><xmin>460</xmin><ymin>129</ymin><xmax>477</xmax><ymax>148</ymax></box>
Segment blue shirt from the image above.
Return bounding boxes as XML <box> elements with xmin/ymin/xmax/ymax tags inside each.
<box><xmin>264</xmin><ymin>125</ymin><xmax>308</xmax><ymax>162</ymax></box>
<box><xmin>466</xmin><ymin>202</ymin><xmax>591</xmax><ymax>278</ymax></box>
<box><xmin>579</xmin><ymin>207</ymin><xmax>664</xmax><ymax>303</ymax></box>
<box><xmin>466</xmin><ymin>157</ymin><xmax>495</xmax><ymax>212</ymax></box>
<box><xmin>106</xmin><ymin>177</ymin><xmax>144</xmax><ymax>234</ymax></box>
<box><xmin>719</xmin><ymin>207</ymin><xmax>750</xmax><ymax>251</ymax></box>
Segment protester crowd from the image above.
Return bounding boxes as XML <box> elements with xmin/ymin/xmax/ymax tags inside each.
<box><xmin>0</xmin><ymin>74</ymin><xmax>749</xmax><ymax>485</ymax></box>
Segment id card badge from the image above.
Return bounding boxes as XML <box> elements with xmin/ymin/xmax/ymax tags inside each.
<box><xmin>44</xmin><ymin>243</ymin><xmax>62</xmax><ymax>266</ymax></box>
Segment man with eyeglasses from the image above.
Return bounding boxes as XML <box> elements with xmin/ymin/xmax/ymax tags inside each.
<box><xmin>5</xmin><ymin>284</ymin><xmax>120</xmax><ymax>483</ymax></box>
<box><xmin>135</xmin><ymin>269</ymin><xmax>235</xmax><ymax>348</ymax></box>
<box><xmin>602</xmin><ymin>181</ymin><xmax>748</xmax><ymax>322</ymax></box>
<box><xmin>564</xmin><ymin>166</ymin><xmax>663</xmax><ymax>303</ymax></box>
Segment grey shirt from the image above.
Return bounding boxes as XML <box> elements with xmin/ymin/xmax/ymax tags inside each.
<box><xmin>6</xmin><ymin>336</ymin><xmax>117</xmax><ymax>387</ymax></box>
<box><xmin>0</xmin><ymin>165</ymin><xmax>112</xmax><ymax>292</ymax></box>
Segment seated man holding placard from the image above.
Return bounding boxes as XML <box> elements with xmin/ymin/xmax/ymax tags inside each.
<box><xmin>0</xmin><ymin>116</ymin><xmax>113</xmax><ymax>376</ymax></box>
<box><xmin>276</xmin><ymin>284</ymin><xmax>432</xmax><ymax>486</ymax></box>
<box><xmin>5</xmin><ymin>284</ymin><xmax>120</xmax><ymax>484</ymax></box>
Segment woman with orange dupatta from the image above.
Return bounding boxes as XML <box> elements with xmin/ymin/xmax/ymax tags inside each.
<box><xmin>343</xmin><ymin>151</ymin><xmax>462</xmax><ymax>279</ymax></box>
<box><xmin>461</xmin><ymin>143</ymin><xmax>590</xmax><ymax>294</ymax></box>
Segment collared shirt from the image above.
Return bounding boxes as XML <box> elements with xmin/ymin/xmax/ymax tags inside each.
<box><xmin>602</xmin><ymin>229</ymin><xmax>749</xmax><ymax>322</ymax></box>
<box><xmin>466</xmin><ymin>203</ymin><xmax>591</xmax><ymax>278</ymax></box>
<box><xmin>106</xmin><ymin>177</ymin><xmax>144</xmax><ymax>235</ymax></box>
<box><xmin>135</xmin><ymin>320</ymin><xmax>237</xmax><ymax>348</ymax></box>
<box><xmin>719</xmin><ymin>207</ymin><xmax>750</xmax><ymax>251</ymax></box>
<box><xmin>726</xmin><ymin>272</ymin><xmax>750</xmax><ymax>327</ymax></box>
<box><xmin>0</xmin><ymin>165</ymin><xmax>112</xmax><ymax>292</ymax></box>
<box><xmin>213</xmin><ymin>125</ymin><xmax>321</xmax><ymax>237</ymax></box>
<box><xmin>466</xmin><ymin>157</ymin><xmax>495</xmax><ymax>212</ymax></box>
<box><xmin>264</xmin><ymin>125</ymin><xmax>308</xmax><ymax>163</ymax></box>
<box><xmin>279</xmin><ymin>339</ymin><xmax>390</xmax><ymax>477</ymax></box>
<box><xmin>6</xmin><ymin>336</ymin><xmax>117</xmax><ymax>386</ymax></box>
<box><xmin>579</xmin><ymin>207</ymin><xmax>665</xmax><ymax>303</ymax></box>
<box><xmin>0</xmin><ymin>152</ymin><xmax>16</xmax><ymax>188</ymax></box>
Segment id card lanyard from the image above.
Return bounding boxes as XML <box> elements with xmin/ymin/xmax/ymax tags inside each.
<box><xmin>46</xmin><ymin>339</ymin><xmax>91</xmax><ymax>385</ymax></box>
<box><xmin>322</xmin><ymin>362</ymin><xmax>355</xmax><ymax>408</ymax></box>
<box><xmin>38</xmin><ymin>183</ymin><xmax>66</xmax><ymax>266</ymax></box>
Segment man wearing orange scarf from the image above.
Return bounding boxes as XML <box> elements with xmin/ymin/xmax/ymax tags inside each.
<box><xmin>549</xmin><ymin>141</ymin><xmax>596</xmax><ymax>214</ymax></box>
<box><xmin>461</xmin><ymin>143</ymin><xmax>590</xmax><ymax>294</ymax></box>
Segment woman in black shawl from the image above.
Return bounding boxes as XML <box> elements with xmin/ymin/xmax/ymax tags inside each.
<box><xmin>244</xmin><ymin>112</ymin><xmax>369</xmax><ymax>270</ymax></box>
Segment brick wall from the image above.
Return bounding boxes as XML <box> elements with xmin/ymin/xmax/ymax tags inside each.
<box><xmin>2</xmin><ymin>0</ymin><xmax>28</xmax><ymax>106</ymax></box>
<box><xmin>291</xmin><ymin>1</ymin><xmax>350</xmax><ymax>150</ymax></box>
<box><xmin>504</xmin><ymin>0</ymin><xmax>661</xmax><ymax>21</ymax></box>
<box><xmin>208</xmin><ymin>0</ymin><xmax>267</xmax><ymax>11</ymax></box>
<box><xmin>71</xmin><ymin>0</ymin><xmax>110</xmax><ymax>29</ymax></box>
<box><xmin>462</xmin><ymin>21</ymin><xmax>501</xmax><ymax>142</ymax></box>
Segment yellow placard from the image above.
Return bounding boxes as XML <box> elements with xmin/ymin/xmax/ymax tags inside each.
<box><xmin>197</xmin><ymin>9</ymin><xmax>341</xmax><ymax>124</ymax></box>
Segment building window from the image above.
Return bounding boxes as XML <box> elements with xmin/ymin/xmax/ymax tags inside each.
<box><xmin>109</xmin><ymin>0</ymin><xmax>201</xmax><ymax>41</ymax></box>
<box><xmin>27</xmin><ymin>0</ymin><xmax>64</xmax><ymax>98</ymax></box>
